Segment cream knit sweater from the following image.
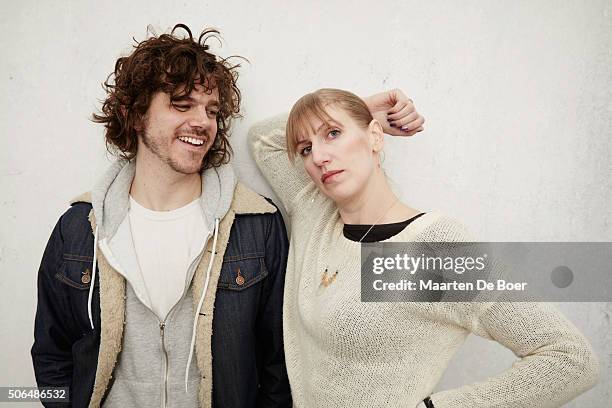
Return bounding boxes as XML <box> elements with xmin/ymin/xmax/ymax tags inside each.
<box><xmin>248</xmin><ymin>114</ymin><xmax>599</xmax><ymax>408</ymax></box>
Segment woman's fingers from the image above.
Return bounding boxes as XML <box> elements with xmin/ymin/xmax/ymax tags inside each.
<box><xmin>371</xmin><ymin>89</ymin><xmax>424</xmax><ymax>136</ymax></box>
<box><xmin>387</xmin><ymin>102</ymin><xmax>416</xmax><ymax>121</ymax></box>
<box><xmin>386</xmin><ymin>91</ymin><xmax>424</xmax><ymax>134</ymax></box>
<box><xmin>403</xmin><ymin>115</ymin><xmax>425</xmax><ymax>131</ymax></box>
<box><xmin>401</xmin><ymin>125</ymin><xmax>424</xmax><ymax>136</ymax></box>
<box><xmin>387</xmin><ymin>99</ymin><xmax>408</xmax><ymax>115</ymax></box>
<box><xmin>390</xmin><ymin>112</ymin><xmax>425</xmax><ymax>131</ymax></box>
<box><xmin>385</xmin><ymin>123</ymin><xmax>423</xmax><ymax>137</ymax></box>
<box><xmin>389</xmin><ymin>110</ymin><xmax>419</xmax><ymax>127</ymax></box>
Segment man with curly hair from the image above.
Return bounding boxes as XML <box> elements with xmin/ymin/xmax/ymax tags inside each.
<box><xmin>31</xmin><ymin>24</ymin><xmax>292</xmax><ymax>407</ymax></box>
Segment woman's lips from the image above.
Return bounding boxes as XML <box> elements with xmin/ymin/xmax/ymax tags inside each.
<box><xmin>321</xmin><ymin>170</ymin><xmax>344</xmax><ymax>184</ymax></box>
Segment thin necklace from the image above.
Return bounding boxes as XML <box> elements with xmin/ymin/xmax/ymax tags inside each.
<box><xmin>321</xmin><ymin>198</ymin><xmax>399</xmax><ymax>287</ymax></box>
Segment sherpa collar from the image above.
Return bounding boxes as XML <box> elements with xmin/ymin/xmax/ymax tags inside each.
<box><xmin>89</xmin><ymin>160</ymin><xmax>257</xmax><ymax>242</ymax></box>
<box><xmin>71</xmin><ymin>182</ymin><xmax>276</xmax><ymax>215</ymax></box>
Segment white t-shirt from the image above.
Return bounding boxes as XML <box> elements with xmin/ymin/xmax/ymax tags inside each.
<box><xmin>128</xmin><ymin>195</ymin><xmax>208</xmax><ymax>320</ymax></box>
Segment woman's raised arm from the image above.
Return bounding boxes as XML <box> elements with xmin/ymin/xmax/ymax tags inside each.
<box><xmin>248</xmin><ymin>113</ymin><xmax>314</xmax><ymax>216</ymax></box>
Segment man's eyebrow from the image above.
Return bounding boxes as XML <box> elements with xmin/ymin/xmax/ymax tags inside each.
<box><xmin>171</xmin><ymin>95</ymin><xmax>195</xmax><ymax>102</ymax></box>
<box><xmin>171</xmin><ymin>95</ymin><xmax>220</xmax><ymax>107</ymax></box>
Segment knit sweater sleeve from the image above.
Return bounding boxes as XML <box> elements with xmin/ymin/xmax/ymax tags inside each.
<box><xmin>420</xmin><ymin>218</ymin><xmax>600</xmax><ymax>407</ymax></box>
<box><xmin>248</xmin><ymin>113</ymin><xmax>316</xmax><ymax>216</ymax></box>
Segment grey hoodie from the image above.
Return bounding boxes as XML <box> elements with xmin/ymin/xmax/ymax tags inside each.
<box><xmin>88</xmin><ymin>159</ymin><xmax>236</xmax><ymax>408</ymax></box>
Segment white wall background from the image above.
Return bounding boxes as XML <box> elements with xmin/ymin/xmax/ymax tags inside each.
<box><xmin>1</xmin><ymin>0</ymin><xmax>610</xmax><ymax>406</ymax></box>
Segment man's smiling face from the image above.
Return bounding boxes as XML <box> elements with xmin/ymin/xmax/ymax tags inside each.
<box><xmin>138</xmin><ymin>83</ymin><xmax>220</xmax><ymax>175</ymax></box>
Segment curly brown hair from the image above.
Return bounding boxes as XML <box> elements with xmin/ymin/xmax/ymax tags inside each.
<box><xmin>92</xmin><ymin>24</ymin><xmax>243</xmax><ymax>170</ymax></box>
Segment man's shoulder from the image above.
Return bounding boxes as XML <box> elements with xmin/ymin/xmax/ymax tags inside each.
<box><xmin>231</xmin><ymin>182</ymin><xmax>278</xmax><ymax>216</ymax></box>
<box><xmin>229</xmin><ymin>184</ymin><xmax>286</xmax><ymax>242</ymax></box>
<box><xmin>57</xmin><ymin>194</ymin><xmax>93</xmax><ymax>236</ymax></box>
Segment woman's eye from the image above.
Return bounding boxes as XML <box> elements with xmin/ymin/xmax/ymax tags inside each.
<box><xmin>207</xmin><ymin>109</ymin><xmax>219</xmax><ymax>117</ymax></box>
<box><xmin>300</xmin><ymin>146</ymin><xmax>312</xmax><ymax>156</ymax></box>
<box><xmin>328</xmin><ymin>129</ymin><xmax>340</xmax><ymax>138</ymax></box>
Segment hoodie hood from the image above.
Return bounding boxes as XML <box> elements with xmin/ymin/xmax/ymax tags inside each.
<box><xmin>91</xmin><ymin>159</ymin><xmax>237</xmax><ymax>242</ymax></box>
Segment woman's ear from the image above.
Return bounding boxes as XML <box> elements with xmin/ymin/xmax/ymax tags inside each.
<box><xmin>368</xmin><ymin>119</ymin><xmax>385</xmax><ymax>152</ymax></box>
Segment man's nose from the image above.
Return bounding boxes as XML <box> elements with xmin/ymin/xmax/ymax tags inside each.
<box><xmin>187</xmin><ymin>106</ymin><xmax>213</xmax><ymax>129</ymax></box>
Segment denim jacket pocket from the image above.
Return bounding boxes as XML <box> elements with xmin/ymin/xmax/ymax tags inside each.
<box><xmin>217</xmin><ymin>253</ymin><xmax>268</xmax><ymax>291</ymax></box>
<box><xmin>54</xmin><ymin>253</ymin><xmax>98</xmax><ymax>290</ymax></box>
<box><xmin>53</xmin><ymin>254</ymin><xmax>100</xmax><ymax>335</ymax></box>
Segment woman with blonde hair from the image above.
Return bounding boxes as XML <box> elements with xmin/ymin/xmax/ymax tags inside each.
<box><xmin>248</xmin><ymin>88</ymin><xmax>598</xmax><ymax>408</ymax></box>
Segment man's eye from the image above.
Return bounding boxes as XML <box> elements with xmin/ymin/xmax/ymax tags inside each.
<box><xmin>300</xmin><ymin>146</ymin><xmax>312</xmax><ymax>156</ymax></box>
<box><xmin>173</xmin><ymin>104</ymin><xmax>190</xmax><ymax>111</ymax></box>
<box><xmin>207</xmin><ymin>109</ymin><xmax>219</xmax><ymax>116</ymax></box>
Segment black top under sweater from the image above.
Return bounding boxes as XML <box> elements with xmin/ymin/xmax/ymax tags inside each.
<box><xmin>343</xmin><ymin>213</ymin><xmax>426</xmax><ymax>242</ymax></box>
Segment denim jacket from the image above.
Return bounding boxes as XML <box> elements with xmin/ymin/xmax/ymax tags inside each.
<box><xmin>31</xmin><ymin>182</ymin><xmax>292</xmax><ymax>408</ymax></box>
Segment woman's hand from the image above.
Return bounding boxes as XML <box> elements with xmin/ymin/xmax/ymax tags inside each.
<box><xmin>363</xmin><ymin>89</ymin><xmax>425</xmax><ymax>136</ymax></box>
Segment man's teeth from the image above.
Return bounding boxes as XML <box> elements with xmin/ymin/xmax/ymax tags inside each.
<box><xmin>178</xmin><ymin>136</ymin><xmax>204</xmax><ymax>146</ymax></box>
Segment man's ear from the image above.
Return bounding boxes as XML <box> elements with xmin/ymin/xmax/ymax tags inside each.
<box><xmin>368</xmin><ymin>119</ymin><xmax>385</xmax><ymax>152</ymax></box>
<box><xmin>132</xmin><ymin>111</ymin><xmax>144</xmax><ymax>133</ymax></box>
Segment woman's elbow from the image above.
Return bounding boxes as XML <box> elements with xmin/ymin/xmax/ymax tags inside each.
<box><xmin>565</xmin><ymin>335</ymin><xmax>600</xmax><ymax>395</ymax></box>
<box><xmin>577</xmin><ymin>342</ymin><xmax>600</xmax><ymax>392</ymax></box>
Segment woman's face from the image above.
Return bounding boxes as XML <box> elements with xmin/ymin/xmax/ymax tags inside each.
<box><xmin>296</xmin><ymin>105</ymin><xmax>381</xmax><ymax>203</ymax></box>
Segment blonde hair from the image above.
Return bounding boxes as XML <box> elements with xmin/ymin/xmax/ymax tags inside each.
<box><xmin>286</xmin><ymin>88</ymin><xmax>373</xmax><ymax>161</ymax></box>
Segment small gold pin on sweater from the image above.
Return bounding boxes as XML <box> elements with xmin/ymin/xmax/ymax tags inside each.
<box><xmin>320</xmin><ymin>268</ymin><xmax>338</xmax><ymax>287</ymax></box>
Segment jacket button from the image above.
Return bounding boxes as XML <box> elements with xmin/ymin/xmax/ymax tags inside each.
<box><xmin>235</xmin><ymin>267</ymin><xmax>245</xmax><ymax>286</ymax></box>
<box><xmin>81</xmin><ymin>268</ymin><xmax>91</xmax><ymax>284</ymax></box>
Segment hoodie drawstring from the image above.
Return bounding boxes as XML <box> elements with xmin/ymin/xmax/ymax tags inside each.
<box><xmin>185</xmin><ymin>217</ymin><xmax>220</xmax><ymax>392</ymax></box>
<box><xmin>88</xmin><ymin>226</ymin><xmax>99</xmax><ymax>330</ymax></box>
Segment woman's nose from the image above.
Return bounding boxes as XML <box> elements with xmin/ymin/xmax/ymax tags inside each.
<box><xmin>311</xmin><ymin>145</ymin><xmax>331</xmax><ymax>167</ymax></box>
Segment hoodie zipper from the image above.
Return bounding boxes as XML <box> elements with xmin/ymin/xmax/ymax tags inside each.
<box><xmin>160</xmin><ymin>321</ymin><xmax>168</xmax><ymax>408</ymax></box>
<box><xmin>100</xmin><ymin>226</ymin><xmax>212</xmax><ymax>407</ymax></box>
<box><xmin>156</xmin><ymin>234</ymin><xmax>211</xmax><ymax>408</ymax></box>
